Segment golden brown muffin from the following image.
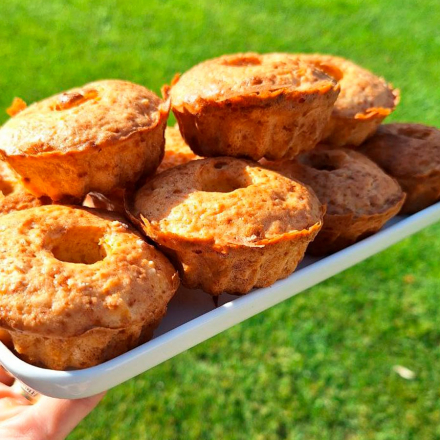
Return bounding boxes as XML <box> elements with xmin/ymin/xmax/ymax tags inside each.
<box><xmin>0</xmin><ymin>161</ymin><xmax>49</xmax><ymax>215</ymax></box>
<box><xmin>0</xmin><ymin>205</ymin><xmax>179</xmax><ymax>370</ymax></box>
<box><xmin>0</xmin><ymin>80</ymin><xmax>169</xmax><ymax>201</ymax></box>
<box><xmin>156</xmin><ymin>125</ymin><xmax>201</xmax><ymax>174</ymax></box>
<box><xmin>297</xmin><ymin>54</ymin><xmax>399</xmax><ymax>147</ymax></box>
<box><xmin>360</xmin><ymin>123</ymin><xmax>440</xmax><ymax>214</ymax></box>
<box><xmin>169</xmin><ymin>53</ymin><xmax>340</xmax><ymax>160</ymax></box>
<box><xmin>131</xmin><ymin>157</ymin><xmax>324</xmax><ymax>295</ymax></box>
<box><xmin>266</xmin><ymin>147</ymin><xmax>405</xmax><ymax>255</ymax></box>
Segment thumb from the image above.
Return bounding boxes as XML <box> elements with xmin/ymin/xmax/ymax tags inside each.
<box><xmin>18</xmin><ymin>392</ymin><xmax>105</xmax><ymax>440</ymax></box>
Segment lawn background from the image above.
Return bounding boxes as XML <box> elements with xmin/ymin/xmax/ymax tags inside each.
<box><xmin>1</xmin><ymin>0</ymin><xmax>439</xmax><ymax>439</ymax></box>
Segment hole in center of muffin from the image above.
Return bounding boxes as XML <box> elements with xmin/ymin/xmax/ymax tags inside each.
<box><xmin>201</xmin><ymin>175</ymin><xmax>247</xmax><ymax>193</ymax></box>
<box><xmin>50</xmin><ymin>227</ymin><xmax>107</xmax><ymax>264</ymax></box>
<box><xmin>0</xmin><ymin>180</ymin><xmax>14</xmax><ymax>197</ymax></box>
<box><xmin>300</xmin><ymin>152</ymin><xmax>342</xmax><ymax>172</ymax></box>
<box><xmin>398</xmin><ymin>126</ymin><xmax>431</xmax><ymax>140</ymax></box>
<box><xmin>199</xmin><ymin>165</ymin><xmax>250</xmax><ymax>193</ymax></box>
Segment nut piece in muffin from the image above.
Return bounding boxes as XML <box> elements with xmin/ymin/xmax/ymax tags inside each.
<box><xmin>266</xmin><ymin>147</ymin><xmax>405</xmax><ymax>255</ymax></box>
<box><xmin>0</xmin><ymin>80</ymin><xmax>170</xmax><ymax>201</ymax></box>
<box><xmin>131</xmin><ymin>157</ymin><xmax>324</xmax><ymax>295</ymax></box>
<box><xmin>169</xmin><ymin>52</ymin><xmax>340</xmax><ymax>161</ymax></box>
<box><xmin>360</xmin><ymin>123</ymin><xmax>440</xmax><ymax>214</ymax></box>
<box><xmin>297</xmin><ymin>54</ymin><xmax>399</xmax><ymax>147</ymax></box>
<box><xmin>0</xmin><ymin>205</ymin><xmax>179</xmax><ymax>370</ymax></box>
<box><xmin>83</xmin><ymin>188</ymin><xmax>126</xmax><ymax>215</ymax></box>
<box><xmin>156</xmin><ymin>125</ymin><xmax>201</xmax><ymax>174</ymax></box>
<box><xmin>0</xmin><ymin>161</ymin><xmax>49</xmax><ymax>215</ymax></box>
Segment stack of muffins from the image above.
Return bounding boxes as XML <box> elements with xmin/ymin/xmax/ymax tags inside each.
<box><xmin>0</xmin><ymin>52</ymin><xmax>438</xmax><ymax>370</ymax></box>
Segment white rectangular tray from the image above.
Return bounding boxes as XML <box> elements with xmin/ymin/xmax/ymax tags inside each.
<box><xmin>1</xmin><ymin>202</ymin><xmax>440</xmax><ymax>399</ymax></box>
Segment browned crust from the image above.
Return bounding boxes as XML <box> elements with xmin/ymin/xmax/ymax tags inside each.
<box><xmin>0</xmin><ymin>205</ymin><xmax>180</xmax><ymax>370</ymax></box>
<box><xmin>397</xmin><ymin>173</ymin><xmax>440</xmax><ymax>214</ymax></box>
<box><xmin>0</xmin><ymin>161</ymin><xmax>49</xmax><ymax>215</ymax></box>
<box><xmin>321</xmin><ymin>114</ymin><xmax>386</xmax><ymax>148</ymax></box>
<box><xmin>295</xmin><ymin>54</ymin><xmax>399</xmax><ymax>147</ymax></box>
<box><xmin>174</xmin><ymin>88</ymin><xmax>338</xmax><ymax>160</ymax></box>
<box><xmin>307</xmin><ymin>193</ymin><xmax>405</xmax><ymax>255</ymax></box>
<box><xmin>156</xmin><ymin>125</ymin><xmax>201</xmax><ymax>173</ymax></box>
<box><xmin>8</xmin><ymin>319</ymin><xmax>161</xmax><ymax>370</ymax></box>
<box><xmin>139</xmin><ymin>217</ymin><xmax>323</xmax><ymax>295</ymax></box>
<box><xmin>170</xmin><ymin>53</ymin><xmax>340</xmax><ymax>160</ymax></box>
<box><xmin>3</xmin><ymin>115</ymin><xmax>168</xmax><ymax>201</ymax></box>
<box><xmin>359</xmin><ymin>123</ymin><xmax>440</xmax><ymax>213</ymax></box>
<box><xmin>130</xmin><ymin>156</ymin><xmax>325</xmax><ymax>295</ymax></box>
<box><xmin>0</xmin><ymin>81</ymin><xmax>170</xmax><ymax>201</ymax></box>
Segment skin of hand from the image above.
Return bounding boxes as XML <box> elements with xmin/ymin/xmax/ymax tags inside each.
<box><xmin>0</xmin><ymin>367</ymin><xmax>105</xmax><ymax>440</ymax></box>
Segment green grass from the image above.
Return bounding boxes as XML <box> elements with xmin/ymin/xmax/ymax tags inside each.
<box><xmin>1</xmin><ymin>0</ymin><xmax>439</xmax><ymax>438</ymax></box>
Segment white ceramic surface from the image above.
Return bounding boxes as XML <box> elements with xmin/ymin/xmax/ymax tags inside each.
<box><xmin>1</xmin><ymin>202</ymin><xmax>439</xmax><ymax>399</ymax></box>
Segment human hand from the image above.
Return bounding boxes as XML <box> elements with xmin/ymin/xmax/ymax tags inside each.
<box><xmin>0</xmin><ymin>366</ymin><xmax>105</xmax><ymax>440</ymax></box>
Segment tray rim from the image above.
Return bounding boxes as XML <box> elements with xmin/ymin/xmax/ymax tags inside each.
<box><xmin>1</xmin><ymin>202</ymin><xmax>440</xmax><ymax>399</ymax></box>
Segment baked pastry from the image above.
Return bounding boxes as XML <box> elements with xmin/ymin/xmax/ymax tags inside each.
<box><xmin>360</xmin><ymin>123</ymin><xmax>440</xmax><ymax>213</ymax></box>
<box><xmin>131</xmin><ymin>157</ymin><xmax>324</xmax><ymax>295</ymax></box>
<box><xmin>0</xmin><ymin>80</ymin><xmax>169</xmax><ymax>201</ymax></box>
<box><xmin>0</xmin><ymin>205</ymin><xmax>179</xmax><ymax>370</ymax></box>
<box><xmin>0</xmin><ymin>161</ymin><xmax>48</xmax><ymax>215</ymax></box>
<box><xmin>266</xmin><ymin>147</ymin><xmax>405</xmax><ymax>255</ymax></box>
<box><xmin>297</xmin><ymin>54</ymin><xmax>399</xmax><ymax>147</ymax></box>
<box><xmin>156</xmin><ymin>125</ymin><xmax>200</xmax><ymax>173</ymax></box>
<box><xmin>169</xmin><ymin>52</ymin><xmax>340</xmax><ymax>160</ymax></box>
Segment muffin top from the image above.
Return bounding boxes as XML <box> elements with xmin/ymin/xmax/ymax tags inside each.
<box><xmin>170</xmin><ymin>52</ymin><xmax>339</xmax><ymax>112</ymax></box>
<box><xmin>360</xmin><ymin>123</ymin><xmax>440</xmax><ymax>178</ymax></box>
<box><xmin>157</xmin><ymin>125</ymin><xmax>200</xmax><ymax>173</ymax></box>
<box><xmin>133</xmin><ymin>157</ymin><xmax>323</xmax><ymax>247</ymax></box>
<box><xmin>0</xmin><ymin>80</ymin><xmax>168</xmax><ymax>156</ymax></box>
<box><xmin>0</xmin><ymin>205</ymin><xmax>178</xmax><ymax>337</ymax></box>
<box><xmin>297</xmin><ymin>54</ymin><xmax>398</xmax><ymax>119</ymax></box>
<box><xmin>268</xmin><ymin>147</ymin><xmax>404</xmax><ymax>217</ymax></box>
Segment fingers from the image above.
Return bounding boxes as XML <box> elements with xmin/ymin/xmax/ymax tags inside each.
<box><xmin>0</xmin><ymin>366</ymin><xmax>14</xmax><ymax>386</ymax></box>
<box><xmin>23</xmin><ymin>392</ymin><xmax>106</xmax><ymax>440</ymax></box>
<box><xmin>0</xmin><ymin>382</ymin><xmax>31</xmax><ymax>422</ymax></box>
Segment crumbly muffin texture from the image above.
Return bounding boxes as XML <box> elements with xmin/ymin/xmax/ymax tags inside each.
<box><xmin>0</xmin><ymin>205</ymin><xmax>179</xmax><ymax>368</ymax></box>
<box><xmin>157</xmin><ymin>125</ymin><xmax>201</xmax><ymax>173</ymax></box>
<box><xmin>265</xmin><ymin>147</ymin><xmax>405</xmax><ymax>254</ymax></box>
<box><xmin>287</xmin><ymin>148</ymin><xmax>404</xmax><ymax>216</ymax></box>
<box><xmin>295</xmin><ymin>54</ymin><xmax>399</xmax><ymax>146</ymax></box>
<box><xmin>0</xmin><ymin>80</ymin><xmax>169</xmax><ymax>201</ymax></box>
<box><xmin>0</xmin><ymin>161</ymin><xmax>48</xmax><ymax>215</ymax></box>
<box><xmin>360</xmin><ymin>123</ymin><xmax>440</xmax><ymax>178</ymax></box>
<box><xmin>0</xmin><ymin>80</ymin><xmax>165</xmax><ymax>155</ymax></box>
<box><xmin>360</xmin><ymin>123</ymin><xmax>440</xmax><ymax>213</ymax></box>
<box><xmin>132</xmin><ymin>157</ymin><xmax>324</xmax><ymax>295</ymax></box>
<box><xmin>135</xmin><ymin>157</ymin><xmax>323</xmax><ymax>245</ymax></box>
<box><xmin>171</xmin><ymin>52</ymin><xmax>338</xmax><ymax>110</ymax></box>
<box><xmin>170</xmin><ymin>52</ymin><xmax>340</xmax><ymax>160</ymax></box>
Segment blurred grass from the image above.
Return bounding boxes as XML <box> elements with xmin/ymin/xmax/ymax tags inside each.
<box><xmin>0</xmin><ymin>0</ymin><xmax>439</xmax><ymax>438</ymax></box>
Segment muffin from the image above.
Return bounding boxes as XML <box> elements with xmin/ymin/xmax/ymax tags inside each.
<box><xmin>0</xmin><ymin>161</ymin><xmax>49</xmax><ymax>215</ymax></box>
<box><xmin>156</xmin><ymin>125</ymin><xmax>201</xmax><ymax>173</ymax></box>
<box><xmin>266</xmin><ymin>147</ymin><xmax>405</xmax><ymax>255</ymax></box>
<box><xmin>0</xmin><ymin>80</ymin><xmax>169</xmax><ymax>201</ymax></box>
<box><xmin>169</xmin><ymin>52</ymin><xmax>340</xmax><ymax>160</ymax></box>
<box><xmin>131</xmin><ymin>157</ymin><xmax>324</xmax><ymax>295</ymax></box>
<box><xmin>0</xmin><ymin>205</ymin><xmax>179</xmax><ymax>370</ymax></box>
<box><xmin>360</xmin><ymin>123</ymin><xmax>440</xmax><ymax>213</ymax></box>
<box><xmin>297</xmin><ymin>54</ymin><xmax>399</xmax><ymax>147</ymax></box>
